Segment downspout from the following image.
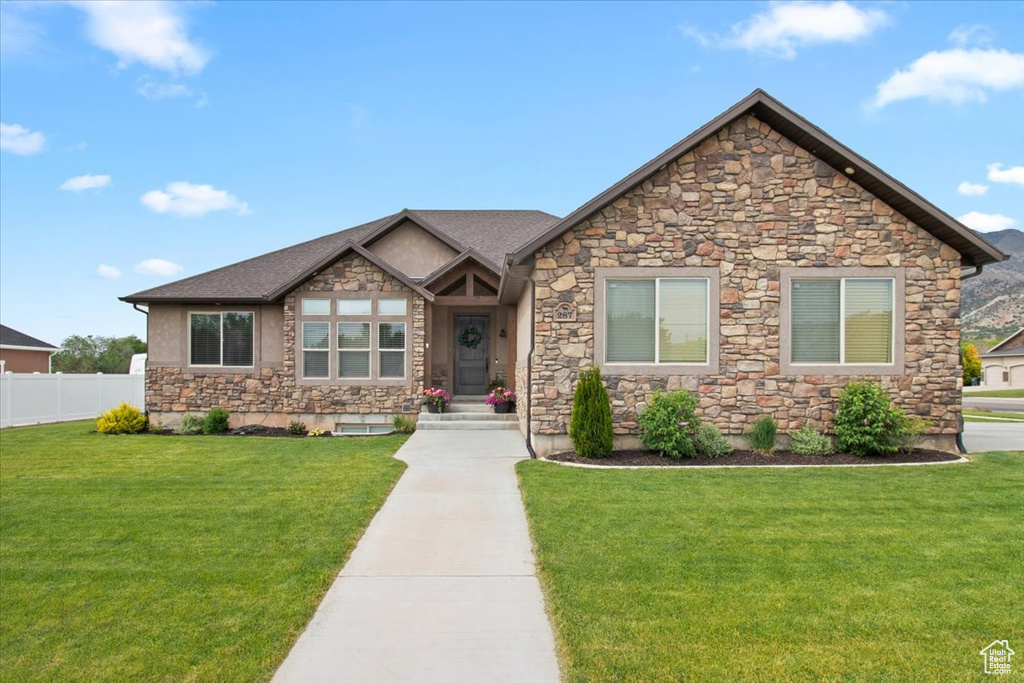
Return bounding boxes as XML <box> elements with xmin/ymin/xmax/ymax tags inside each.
<box><xmin>956</xmin><ymin>264</ymin><xmax>982</xmax><ymax>454</ymax></box>
<box><xmin>525</xmin><ymin>280</ymin><xmax>538</xmax><ymax>459</ymax></box>
<box><xmin>132</xmin><ymin>303</ymin><xmax>149</xmax><ymax>316</ymax></box>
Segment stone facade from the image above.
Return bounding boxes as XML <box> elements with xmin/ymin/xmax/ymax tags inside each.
<box><xmin>528</xmin><ymin>114</ymin><xmax>961</xmax><ymax>450</ymax></box>
<box><xmin>147</xmin><ymin>252</ymin><xmax>426</xmax><ymax>427</ymax></box>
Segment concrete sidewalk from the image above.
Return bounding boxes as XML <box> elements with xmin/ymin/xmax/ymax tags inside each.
<box><xmin>273</xmin><ymin>430</ymin><xmax>560</xmax><ymax>683</ymax></box>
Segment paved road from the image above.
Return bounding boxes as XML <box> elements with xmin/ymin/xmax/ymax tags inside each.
<box><xmin>273</xmin><ymin>430</ymin><xmax>559</xmax><ymax>683</ymax></box>
<box><xmin>962</xmin><ymin>422</ymin><xmax>1024</xmax><ymax>453</ymax></box>
<box><xmin>963</xmin><ymin>397</ymin><xmax>1024</xmax><ymax>413</ymax></box>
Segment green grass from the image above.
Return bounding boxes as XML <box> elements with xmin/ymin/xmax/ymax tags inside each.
<box><xmin>518</xmin><ymin>453</ymin><xmax>1024</xmax><ymax>682</ymax></box>
<box><xmin>0</xmin><ymin>422</ymin><xmax>407</xmax><ymax>682</ymax></box>
<box><xmin>964</xmin><ymin>409</ymin><xmax>1024</xmax><ymax>423</ymax></box>
<box><xmin>964</xmin><ymin>388</ymin><xmax>1024</xmax><ymax>398</ymax></box>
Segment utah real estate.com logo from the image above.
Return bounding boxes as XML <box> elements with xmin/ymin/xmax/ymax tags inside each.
<box><xmin>980</xmin><ymin>640</ymin><xmax>1014</xmax><ymax>675</ymax></box>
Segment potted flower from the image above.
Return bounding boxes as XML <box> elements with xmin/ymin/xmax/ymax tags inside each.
<box><xmin>422</xmin><ymin>387</ymin><xmax>451</xmax><ymax>414</ymax></box>
<box><xmin>485</xmin><ymin>387</ymin><xmax>516</xmax><ymax>414</ymax></box>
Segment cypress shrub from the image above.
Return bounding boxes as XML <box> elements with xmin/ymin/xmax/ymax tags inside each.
<box><xmin>569</xmin><ymin>366</ymin><xmax>614</xmax><ymax>458</ymax></box>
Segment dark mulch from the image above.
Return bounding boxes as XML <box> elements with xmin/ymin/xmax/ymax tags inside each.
<box><xmin>546</xmin><ymin>448</ymin><xmax>962</xmax><ymax>467</ymax></box>
<box><xmin>142</xmin><ymin>426</ymin><xmax>334</xmax><ymax>437</ymax></box>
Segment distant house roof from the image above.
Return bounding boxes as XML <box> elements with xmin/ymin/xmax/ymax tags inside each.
<box><xmin>980</xmin><ymin>347</ymin><xmax>1024</xmax><ymax>358</ymax></box>
<box><xmin>0</xmin><ymin>325</ymin><xmax>58</xmax><ymax>351</ymax></box>
<box><xmin>985</xmin><ymin>328</ymin><xmax>1024</xmax><ymax>355</ymax></box>
<box><xmin>121</xmin><ymin>209</ymin><xmax>560</xmax><ymax>304</ymax></box>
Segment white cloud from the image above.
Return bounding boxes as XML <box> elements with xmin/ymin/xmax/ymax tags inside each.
<box><xmin>958</xmin><ymin>211</ymin><xmax>1017</xmax><ymax>233</ymax></box>
<box><xmin>60</xmin><ymin>174</ymin><xmax>112</xmax><ymax>192</ymax></box>
<box><xmin>134</xmin><ymin>258</ymin><xmax>182</xmax><ymax>276</ymax></box>
<box><xmin>137</xmin><ymin>80</ymin><xmax>193</xmax><ymax>100</ymax></box>
<box><xmin>987</xmin><ymin>163</ymin><xmax>1024</xmax><ymax>186</ymax></box>
<box><xmin>69</xmin><ymin>0</ymin><xmax>210</xmax><ymax>75</ymax></box>
<box><xmin>140</xmin><ymin>181</ymin><xmax>251</xmax><ymax>217</ymax></box>
<box><xmin>949</xmin><ymin>24</ymin><xmax>996</xmax><ymax>48</ymax></box>
<box><xmin>869</xmin><ymin>48</ymin><xmax>1024</xmax><ymax>109</ymax></box>
<box><xmin>96</xmin><ymin>264</ymin><xmax>122</xmax><ymax>279</ymax></box>
<box><xmin>0</xmin><ymin>122</ymin><xmax>46</xmax><ymax>155</ymax></box>
<box><xmin>956</xmin><ymin>181</ymin><xmax>988</xmax><ymax>197</ymax></box>
<box><xmin>681</xmin><ymin>2</ymin><xmax>889</xmax><ymax>59</ymax></box>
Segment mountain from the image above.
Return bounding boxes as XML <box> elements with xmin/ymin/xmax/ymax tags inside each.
<box><xmin>962</xmin><ymin>229</ymin><xmax>1024</xmax><ymax>341</ymax></box>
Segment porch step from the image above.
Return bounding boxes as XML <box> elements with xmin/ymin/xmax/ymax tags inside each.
<box><xmin>419</xmin><ymin>411</ymin><xmax>517</xmax><ymax>422</ymax></box>
<box><xmin>417</xmin><ymin>419</ymin><xmax>520</xmax><ymax>431</ymax></box>
<box><xmin>417</xmin><ymin>407</ymin><xmax>519</xmax><ymax>430</ymax></box>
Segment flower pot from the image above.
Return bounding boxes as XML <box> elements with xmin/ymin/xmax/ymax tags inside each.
<box><xmin>494</xmin><ymin>402</ymin><xmax>513</xmax><ymax>414</ymax></box>
<box><xmin>426</xmin><ymin>402</ymin><xmax>439</xmax><ymax>414</ymax></box>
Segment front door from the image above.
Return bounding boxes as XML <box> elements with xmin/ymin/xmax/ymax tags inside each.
<box><xmin>454</xmin><ymin>314</ymin><xmax>489</xmax><ymax>395</ymax></box>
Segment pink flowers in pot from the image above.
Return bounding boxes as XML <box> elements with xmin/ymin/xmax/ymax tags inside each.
<box><xmin>485</xmin><ymin>387</ymin><xmax>516</xmax><ymax>407</ymax></box>
<box><xmin>422</xmin><ymin>387</ymin><xmax>451</xmax><ymax>411</ymax></box>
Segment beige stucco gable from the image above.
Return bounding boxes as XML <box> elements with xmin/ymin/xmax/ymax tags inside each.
<box><xmin>366</xmin><ymin>219</ymin><xmax>460</xmax><ymax>278</ymax></box>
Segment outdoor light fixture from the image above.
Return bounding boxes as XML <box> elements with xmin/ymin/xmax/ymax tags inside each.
<box><xmin>844</xmin><ymin>166</ymin><xmax>855</xmax><ymax>174</ymax></box>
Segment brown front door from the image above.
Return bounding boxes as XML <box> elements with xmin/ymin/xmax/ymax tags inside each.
<box><xmin>454</xmin><ymin>314</ymin><xmax>489</xmax><ymax>395</ymax></box>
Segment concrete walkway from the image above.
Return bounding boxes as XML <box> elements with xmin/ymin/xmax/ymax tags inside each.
<box><xmin>273</xmin><ymin>430</ymin><xmax>560</xmax><ymax>683</ymax></box>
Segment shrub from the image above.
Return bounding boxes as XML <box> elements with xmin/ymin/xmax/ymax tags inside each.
<box><xmin>287</xmin><ymin>420</ymin><xmax>307</xmax><ymax>435</ymax></box>
<box><xmin>961</xmin><ymin>343</ymin><xmax>982</xmax><ymax>385</ymax></box>
<box><xmin>486</xmin><ymin>376</ymin><xmax>507</xmax><ymax>392</ymax></box>
<box><xmin>176</xmin><ymin>413</ymin><xmax>205</xmax><ymax>435</ymax></box>
<box><xmin>307</xmin><ymin>427</ymin><xmax>326</xmax><ymax>437</ymax></box>
<box><xmin>789</xmin><ymin>426</ymin><xmax>834</xmax><ymax>456</ymax></box>
<box><xmin>693</xmin><ymin>422</ymin><xmax>733</xmax><ymax>457</ymax></box>
<box><xmin>203</xmin><ymin>407</ymin><xmax>231</xmax><ymax>435</ymax></box>
<box><xmin>392</xmin><ymin>415</ymin><xmax>416</xmax><ymax>434</ymax></box>
<box><xmin>96</xmin><ymin>403</ymin><xmax>147</xmax><ymax>435</ymax></box>
<box><xmin>569</xmin><ymin>367</ymin><xmax>614</xmax><ymax>458</ymax></box>
<box><xmin>833</xmin><ymin>381</ymin><xmax>908</xmax><ymax>456</ymax></box>
<box><xmin>637</xmin><ymin>390</ymin><xmax>700</xmax><ymax>459</ymax></box>
<box><xmin>898</xmin><ymin>416</ymin><xmax>930</xmax><ymax>454</ymax></box>
<box><xmin>747</xmin><ymin>416</ymin><xmax>778</xmax><ymax>455</ymax></box>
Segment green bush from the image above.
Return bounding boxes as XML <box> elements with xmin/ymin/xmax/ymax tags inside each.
<box><xmin>898</xmin><ymin>415</ymin><xmax>930</xmax><ymax>454</ymax></box>
<box><xmin>747</xmin><ymin>416</ymin><xmax>778</xmax><ymax>455</ymax></box>
<box><xmin>287</xmin><ymin>420</ymin><xmax>307</xmax><ymax>436</ymax></box>
<box><xmin>789</xmin><ymin>426</ymin><xmax>834</xmax><ymax>456</ymax></box>
<box><xmin>203</xmin><ymin>407</ymin><xmax>231</xmax><ymax>435</ymax></box>
<box><xmin>486</xmin><ymin>376</ymin><xmax>508</xmax><ymax>392</ymax></box>
<box><xmin>833</xmin><ymin>381</ymin><xmax>908</xmax><ymax>456</ymax></box>
<box><xmin>392</xmin><ymin>414</ymin><xmax>416</xmax><ymax>434</ymax></box>
<box><xmin>176</xmin><ymin>413</ymin><xmax>204</xmax><ymax>435</ymax></box>
<box><xmin>638</xmin><ymin>390</ymin><xmax>700</xmax><ymax>459</ymax></box>
<box><xmin>569</xmin><ymin>367</ymin><xmax>614</xmax><ymax>458</ymax></box>
<box><xmin>693</xmin><ymin>422</ymin><xmax>733</xmax><ymax>457</ymax></box>
<box><xmin>96</xmin><ymin>403</ymin><xmax>147</xmax><ymax>435</ymax></box>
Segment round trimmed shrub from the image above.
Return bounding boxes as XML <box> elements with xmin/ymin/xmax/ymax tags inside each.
<box><xmin>693</xmin><ymin>422</ymin><xmax>733</xmax><ymax>457</ymax></box>
<box><xmin>203</xmin><ymin>407</ymin><xmax>231</xmax><ymax>435</ymax></box>
<box><xmin>789</xmin><ymin>426</ymin><xmax>834</xmax><ymax>456</ymax></box>
<box><xmin>96</xmin><ymin>403</ymin><xmax>147</xmax><ymax>435</ymax></box>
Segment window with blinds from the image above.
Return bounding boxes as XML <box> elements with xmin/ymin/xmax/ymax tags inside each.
<box><xmin>337</xmin><ymin>322</ymin><xmax>371</xmax><ymax>379</ymax></box>
<box><xmin>378</xmin><ymin>322</ymin><xmax>406</xmax><ymax>378</ymax></box>
<box><xmin>302</xmin><ymin>322</ymin><xmax>331</xmax><ymax>378</ymax></box>
<box><xmin>791</xmin><ymin>278</ymin><xmax>893</xmax><ymax>365</ymax></box>
<box><xmin>605</xmin><ymin>278</ymin><xmax>708</xmax><ymax>364</ymax></box>
<box><xmin>189</xmin><ymin>312</ymin><xmax>253</xmax><ymax>367</ymax></box>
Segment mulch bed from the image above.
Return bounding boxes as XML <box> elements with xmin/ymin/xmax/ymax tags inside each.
<box><xmin>546</xmin><ymin>448</ymin><xmax>963</xmax><ymax>467</ymax></box>
<box><xmin>143</xmin><ymin>426</ymin><xmax>334</xmax><ymax>437</ymax></box>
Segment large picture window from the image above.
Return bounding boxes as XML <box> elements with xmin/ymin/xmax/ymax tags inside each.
<box><xmin>791</xmin><ymin>278</ymin><xmax>893</xmax><ymax>365</ymax></box>
<box><xmin>189</xmin><ymin>312</ymin><xmax>253</xmax><ymax>367</ymax></box>
<box><xmin>605</xmin><ymin>278</ymin><xmax>708</xmax><ymax>364</ymax></box>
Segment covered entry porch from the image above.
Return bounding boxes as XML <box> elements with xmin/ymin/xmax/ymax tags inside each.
<box><xmin>423</xmin><ymin>258</ymin><xmax>518</xmax><ymax>395</ymax></box>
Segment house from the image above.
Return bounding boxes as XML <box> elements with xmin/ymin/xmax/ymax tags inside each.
<box><xmin>0</xmin><ymin>325</ymin><xmax>58</xmax><ymax>373</ymax></box>
<box><xmin>122</xmin><ymin>90</ymin><xmax>1007</xmax><ymax>452</ymax></box>
<box><xmin>980</xmin><ymin>640</ymin><xmax>1015</xmax><ymax>675</ymax></box>
<box><xmin>980</xmin><ymin>328</ymin><xmax>1024</xmax><ymax>388</ymax></box>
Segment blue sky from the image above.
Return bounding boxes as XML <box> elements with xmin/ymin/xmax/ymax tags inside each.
<box><xmin>2</xmin><ymin>1</ymin><xmax>1022</xmax><ymax>346</ymax></box>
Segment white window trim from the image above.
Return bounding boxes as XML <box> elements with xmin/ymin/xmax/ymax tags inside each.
<box><xmin>603</xmin><ymin>277</ymin><xmax>710</xmax><ymax>367</ymax></box>
<box><xmin>337</xmin><ymin>321</ymin><xmax>372</xmax><ymax>380</ymax></box>
<box><xmin>378</xmin><ymin>321</ymin><xmax>407</xmax><ymax>380</ymax></box>
<box><xmin>789</xmin><ymin>277</ymin><xmax>896</xmax><ymax>368</ymax></box>
<box><xmin>301</xmin><ymin>321</ymin><xmax>332</xmax><ymax>380</ymax></box>
<box><xmin>187</xmin><ymin>311</ymin><xmax>255</xmax><ymax>369</ymax></box>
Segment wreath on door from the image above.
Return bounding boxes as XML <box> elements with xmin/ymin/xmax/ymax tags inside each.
<box><xmin>458</xmin><ymin>326</ymin><xmax>483</xmax><ymax>349</ymax></box>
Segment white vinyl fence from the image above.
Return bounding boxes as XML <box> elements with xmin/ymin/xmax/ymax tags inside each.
<box><xmin>0</xmin><ymin>373</ymin><xmax>145</xmax><ymax>428</ymax></box>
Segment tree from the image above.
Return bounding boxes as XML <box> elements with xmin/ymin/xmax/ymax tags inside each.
<box><xmin>569</xmin><ymin>366</ymin><xmax>614</xmax><ymax>458</ymax></box>
<box><xmin>961</xmin><ymin>343</ymin><xmax>982</xmax><ymax>385</ymax></box>
<box><xmin>51</xmin><ymin>335</ymin><xmax>146</xmax><ymax>374</ymax></box>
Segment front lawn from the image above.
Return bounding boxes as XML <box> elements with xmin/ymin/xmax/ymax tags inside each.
<box><xmin>518</xmin><ymin>452</ymin><xmax>1024</xmax><ymax>681</ymax></box>
<box><xmin>965</xmin><ymin>388</ymin><xmax>1024</xmax><ymax>398</ymax></box>
<box><xmin>964</xmin><ymin>409</ymin><xmax>1024</xmax><ymax>423</ymax></box>
<box><xmin>0</xmin><ymin>422</ymin><xmax>407</xmax><ymax>682</ymax></box>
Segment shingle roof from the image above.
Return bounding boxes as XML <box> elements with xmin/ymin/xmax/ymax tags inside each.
<box><xmin>0</xmin><ymin>324</ymin><xmax>58</xmax><ymax>350</ymax></box>
<box><xmin>980</xmin><ymin>347</ymin><xmax>1024</xmax><ymax>358</ymax></box>
<box><xmin>122</xmin><ymin>210</ymin><xmax>561</xmax><ymax>304</ymax></box>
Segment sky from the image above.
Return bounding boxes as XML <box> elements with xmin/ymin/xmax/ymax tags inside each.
<box><xmin>1</xmin><ymin>0</ymin><xmax>1023</xmax><ymax>347</ymax></box>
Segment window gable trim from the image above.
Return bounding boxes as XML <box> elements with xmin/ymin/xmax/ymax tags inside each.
<box><xmin>594</xmin><ymin>267</ymin><xmax>720</xmax><ymax>376</ymax></box>
<box><xmin>780</xmin><ymin>267</ymin><xmax>905</xmax><ymax>376</ymax></box>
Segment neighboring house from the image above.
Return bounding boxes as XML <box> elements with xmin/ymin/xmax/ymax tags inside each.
<box><xmin>980</xmin><ymin>328</ymin><xmax>1024</xmax><ymax>388</ymax></box>
<box><xmin>123</xmin><ymin>90</ymin><xmax>1007</xmax><ymax>452</ymax></box>
<box><xmin>0</xmin><ymin>325</ymin><xmax>58</xmax><ymax>373</ymax></box>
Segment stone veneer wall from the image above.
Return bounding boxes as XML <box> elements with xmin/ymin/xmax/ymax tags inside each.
<box><xmin>515</xmin><ymin>363</ymin><xmax>529</xmax><ymax>436</ymax></box>
<box><xmin>147</xmin><ymin>253</ymin><xmax>426</xmax><ymax>427</ymax></box>
<box><xmin>528</xmin><ymin>114</ymin><xmax>961</xmax><ymax>451</ymax></box>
